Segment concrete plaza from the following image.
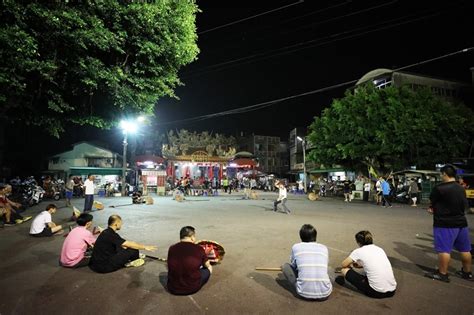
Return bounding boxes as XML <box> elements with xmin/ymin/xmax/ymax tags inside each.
<box><xmin>1</xmin><ymin>192</ymin><xmax>473</xmax><ymax>314</ymax></box>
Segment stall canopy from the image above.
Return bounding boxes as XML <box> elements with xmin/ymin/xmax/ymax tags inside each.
<box><xmin>135</xmin><ymin>155</ymin><xmax>165</xmax><ymax>165</ymax></box>
<box><xmin>229</xmin><ymin>158</ymin><xmax>257</xmax><ymax>167</ymax></box>
<box><xmin>308</xmin><ymin>168</ymin><xmax>345</xmax><ymax>174</ymax></box>
<box><xmin>69</xmin><ymin>167</ymin><xmax>124</xmax><ymax>176</ymax></box>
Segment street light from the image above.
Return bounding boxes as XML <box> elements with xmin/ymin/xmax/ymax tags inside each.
<box><xmin>120</xmin><ymin>118</ymin><xmax>140</xmax><ymax>196</ymax></box>
<box><xmin>297</xmin><ymin>136</ymin><xmax>307</xmax><ymax>194</ymax></box>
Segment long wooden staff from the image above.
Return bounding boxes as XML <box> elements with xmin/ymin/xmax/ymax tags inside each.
<box><xmin>255</xmin><ymin>267</ymin><xmax>282</xmax><ymax>271</ymax></box>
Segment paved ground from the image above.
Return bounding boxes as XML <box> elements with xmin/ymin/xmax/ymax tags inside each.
<box><xmin>1</xmin><ymin>192</ymin><xmax>473</xmax><ymax>315</ymax></box>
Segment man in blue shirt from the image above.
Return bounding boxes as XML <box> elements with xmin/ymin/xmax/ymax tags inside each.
<box><xmin>380</xmin><ymin>177</ymin><xmax>392</xmax><ymax>208</ymax></box>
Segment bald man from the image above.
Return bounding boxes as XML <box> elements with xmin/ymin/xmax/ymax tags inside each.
<box><xmin>89</xmin><ymin>215</ymin><xmax>157</xmax><ymax>273</ymax></box>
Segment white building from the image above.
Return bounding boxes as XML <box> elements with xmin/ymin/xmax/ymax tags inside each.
<box><xmin>48</xmin><ymin>142</ymin><xmax>122</xmax><ymax>179</ymax></box>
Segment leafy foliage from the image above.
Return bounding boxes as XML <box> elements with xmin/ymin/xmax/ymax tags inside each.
<box><xmin>0</xmin><ymin>1</ymin><xmax>199</xmax><ymax>137</ymax></box>
<box><xmin>307</xmin><ymin>85</ymin><xmax>474</xmax><ymax>174</ymax></box>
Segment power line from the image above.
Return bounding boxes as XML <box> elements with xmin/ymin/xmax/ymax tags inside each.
<box><xmin>280</xmin><ymin>0</ymin><xmax>398</xmax><ymax>35</ymax></box>
<box><xmin>198</xmin><ymin>0</ymin><xmax>304</xmax><ymax>35</ymax></box>
<box><xmin>159</xmin><ymin>47</ymin><xmax>473</xmax><ymax>126</ymax></box>
<box><xmin>185</xmin><ymin>1</ymin><xmax>467</xmax><ymax>78</ymax></box>
<box><xmin>183</xmin><ymin>10</ymin><xmax>440</xmax><ymax>78</ymax></box>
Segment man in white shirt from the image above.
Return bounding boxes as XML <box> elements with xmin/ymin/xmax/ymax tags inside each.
<box><xmin>30</xmin><ymin>204</ymin><xmax>64</xmax><ymax>237</ymax></box>
<box><xmin>274</xmin><ymin>181</ymin><xmax>291</xmax><ymax>214</ymax></box>
<box><xmin>83</xmin><ymin>174</ymin><xmax>95</xmax><ymax>213</ymax></box>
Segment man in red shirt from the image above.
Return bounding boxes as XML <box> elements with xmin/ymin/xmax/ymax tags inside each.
<box><xmin>167</xmin><ymin>226</ymin><xmax>213</xmax><ymax>295</ymax></box>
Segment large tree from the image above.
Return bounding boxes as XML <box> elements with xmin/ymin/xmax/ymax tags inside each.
<box><xmin>0</xmin><ymin>1</ymin><xmax>199</xmax><ymax>136</ymax></box>
<box><xmin>307</xmin><ymin>85</ymin><xmax>474</xmax><ymax>175</ymax></box>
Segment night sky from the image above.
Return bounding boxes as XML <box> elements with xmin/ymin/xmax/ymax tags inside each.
<box><xmin>5</xmin><ymin>0</ymin><xmax>474</xmax><ymax>175</ymax></box>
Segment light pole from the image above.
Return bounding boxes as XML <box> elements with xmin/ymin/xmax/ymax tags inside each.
<box><xmin>297</xmin><ymin>136</ymin><xmax>307</xmax><ymax>194</ymax></box>
<box><xmin>120</xmin><ymin>117</ymin><xmax>143</xmax><ymax>196</ymax></box>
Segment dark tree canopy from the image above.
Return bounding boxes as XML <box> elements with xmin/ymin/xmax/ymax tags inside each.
<box><xmin>0</xmin><ymin>1</ymin><xmax>199</xmax><ymax>136</ymax></box>
<box><xmin>307</xmin><ymin>85</ymin><xmax>474</xmax><ymax>174</ymax></box>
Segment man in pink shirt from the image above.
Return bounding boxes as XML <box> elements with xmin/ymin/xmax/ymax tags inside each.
<box><xmin>60</xmin><ymin>213</ymin><xmax>99</xmax><ymax>268</ymax></box>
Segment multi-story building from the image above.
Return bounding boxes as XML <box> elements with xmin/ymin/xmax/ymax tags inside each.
<box><xmin>355</xmin><ymin>68</ymin><xmax>473</xmax><ymax>104</ymax></box>
<box><xmin>237</xmin><ymin>133</ymin><xmax>288</xmax><ymax>176</ymax></box>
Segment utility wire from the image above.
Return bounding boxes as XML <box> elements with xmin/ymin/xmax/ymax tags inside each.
<box><xmin>198</xmin><ymin>0</ymin><xmax>304</xmax><ymax>35</ymax></box>
<box><xmin>159</xmin><ymin>47</ymin><xmax>473</xmax><ymax>126</ymax></box>
<box><xmin>185</xmin><ymin>1</ymin><xmax>466</xmax><ymax>78</ymax></box>
<box><xmin>183</xmin><ymin>9</ymin><xmax>440</xmax><ymax>78</ymax></box>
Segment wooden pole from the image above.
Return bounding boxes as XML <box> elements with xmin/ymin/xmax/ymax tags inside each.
<box><xmin>255</xmin><ymin>267</ymin><xmax>282</xmax><ymax>271</ymax></box>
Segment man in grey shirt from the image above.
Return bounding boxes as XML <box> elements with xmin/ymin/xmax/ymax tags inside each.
<box><xmin>408</xmin><ymin>178</ymin><xmax>419</xmax><ymax>207</ymax></box>
<box><xmin>282</xmin><ymin>224</ymin><xmax>332</xmax><ymax>300</ymax></box>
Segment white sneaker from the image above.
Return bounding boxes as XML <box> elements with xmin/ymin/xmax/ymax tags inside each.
<box><xmin>139</xmin><ymin>253</ymin><xmax>146</xmax><ymax>259</ymax></box>
<box><xmin>125</xmin><ymin>258</ymin><xmax>145</xmax><ymax>268</ymax></box>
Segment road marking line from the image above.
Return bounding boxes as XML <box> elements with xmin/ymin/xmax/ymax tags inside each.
<box><xmin>188</xmin><ymin>296</ymin><xmax>202</xmax><ymax>312</ymax></box>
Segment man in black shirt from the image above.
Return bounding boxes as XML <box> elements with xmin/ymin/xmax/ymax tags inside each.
<box><xmin>89</xmin><ymin>215</ymin><xmax>157</xmax><ymax>273</ymax></box>
<box><xmin>425</xmin><ymin>165</ymin><xmax>472</xmax><ymax>282</ymax></box>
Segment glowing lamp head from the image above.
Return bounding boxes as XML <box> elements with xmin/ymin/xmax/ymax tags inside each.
<box><xmin>120</xmin><ymin>120</ymin><xmax>138</xmax><ymax>134</ymax></box>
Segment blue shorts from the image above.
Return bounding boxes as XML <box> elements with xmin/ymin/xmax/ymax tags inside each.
<box><xmin>66</xmin><ymin>191</ymin><xmax>73</xmax><ymax>199</ymax></box>
<box><xmin>433</xmin><ymin>227</ymin><xmax>471</xmax><ymax>253</ymax></box>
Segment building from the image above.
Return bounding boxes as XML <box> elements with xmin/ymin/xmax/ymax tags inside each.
<box><xmin>237</xmin><ymin>132</ymin><xmax>288</xmax><ymax>176</ymax></box>
<box><xmin>47</xmin><ymin>142</ymin><xmax>123</xmax><ymax>179</ymax></box>
<box><xmin>355</xmin><ymin>68</ymin><xmax>473</xmax><ymax>104</ymax></box>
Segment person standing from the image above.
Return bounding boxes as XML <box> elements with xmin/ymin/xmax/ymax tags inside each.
<box><xmin>274</xmin><ymin>181</ymin><xmax>291</xmax><ymax>214</ymax></box>
<box><xmin>425</xmin><ymin>165</ymin><xmax>472</xmax><ymax>282</ymax></box>
<box><xmin>65</xmin><ymin>175</ymin><xmax>75</xmax><ymax>207</ymax></box>
<box><xmin>375</xmin><ymin>177</ymin><xmax>383</xmax><ymax>205</ymax></box>
<box><xmin>381</xmin><ymin>177</ymin><xmax>392</xmax><ymax>208</ymax></box>
<box><xmin>167</xmin><ymin>226</ymin><xmax>213</xmax><ymax>295</ymax></box>
<box><xmin>343</xmin><ymin>179</ymin><xmax>351</xmax><ymax>202</ymax></box>
<box><xmin>408</xmin><ymin>178</ymin><xmax>419</xmax><ymax>207</ymax></box>
<box><xmin>222</xmin><ymin>177</ymin><xmax>229</xmax><ymax>193</ymax></box>
<box><xmin>29</xmin><ymin>204</ymin><xmax>64</xmax><ymax>237</ymax></box>
<box><xmin>363</xmin><ymin>180</ymin><xmax>371</xmax><ymax>202</ymax></box>
<box><xmin>282</xmin><ymin>224</ymin><xmax>332</xmax><ymax>300</ymax></box>
<box><xmin>89</xmin><ymin>215</ymin><xmax>157</xmax><ymax>273</ymax></box>
<box><xmin>83</xmin><ymin>174</ymin><xmax>95</xmax><ymax>213</ymax></box>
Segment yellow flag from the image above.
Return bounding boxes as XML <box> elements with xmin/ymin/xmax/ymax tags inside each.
<box><xmin>368</xmin><ymin>166</ymin><xmax>378</xmax><ymax>178</ymax></box>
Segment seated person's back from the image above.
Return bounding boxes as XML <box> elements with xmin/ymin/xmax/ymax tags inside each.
<box><xmin>167</xmin><ymin>226</ymin><xmax>212</xmax><ymax>295</ymax></box>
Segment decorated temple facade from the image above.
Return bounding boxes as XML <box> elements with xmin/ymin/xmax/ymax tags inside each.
<box><xmin>162</xmin><ymin>130</ymin><xmax>239</xmax><ymax>181</ymax></box>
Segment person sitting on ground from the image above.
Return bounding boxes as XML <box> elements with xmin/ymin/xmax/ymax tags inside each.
<box><xmin>29</xmin><ymin>204</ymin><xmax>64</xmax><ymax>237</ymax></box>
<box><xmin>60</xmin><ymin>213</ymin><xmax>100</xmax><ymax>268</ymax></box>
<box><xmin>336</xmin><ymin>230</ymin><xmax>397</xmax><ymax>298</ymax></box>
<box><xmin>282</xmin><ymin>224</ymin><xmax>332</xmax><ymax>300</ymax></box>
<box><xmin>0</xmin><ymin>184</ymin><xmax>33</xmax><ymax>225</ymax></box>
<box><xmin>89</xmin><ymin>214</ymin><xmax>157</xmax><ymax>273</ymax></box>
<box><xmin>167</xmin><ymin>226</ymin><xmax>213</xmax><ymax>295</ymax></box>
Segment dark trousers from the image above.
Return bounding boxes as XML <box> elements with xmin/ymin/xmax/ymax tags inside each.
<box><xmin>363</xmin><ymin>191</ymin><xmax>369</xmax><ymax>201</ymax></box>
<box><xmin>90</xmin><ymin>248</ymin><xmax>139</xmax><ymax>273</ymax></box>
<box><xmin>274</xmin><ymin>199</ymin><xmax>290</xmax><ymax>213</ymax></box>
<box><xmin>84</xmin><ymin>194</ymin><xmax>94</xmax><ymax>212</ymax></box>
<box><xmin>382</xmin><ymin>194</ymin><xmax>391</xmax><ymax>207</ymax></box>
<box><xmin>200</xmin><ymin>268</ymin><xmax>211</xmax><ymax>286</ymax></box>
<box><xmin>345</xmin><ymin>269</ymin><xmax>395</xmax><ymax>299</ymax></box>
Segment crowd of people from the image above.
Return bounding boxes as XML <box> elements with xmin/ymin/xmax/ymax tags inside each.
<box><xmin>168</xmin><ymin>175</ymin><xmax>278</xmax><ymax>196</ymax></box>
<box><xmin>1</xmin><ymin>164</ymin><xmax>472</xmax><ymax>302</ymax></box>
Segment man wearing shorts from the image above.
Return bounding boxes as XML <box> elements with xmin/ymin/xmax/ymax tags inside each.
<box><xmin>65</xmin><ymin>175</ymin><xmax>75</xmax><ymax>207</ymax></box>
<box><xmin>425</xmin><ymin>165</ymin><xmax>472</xmax><ymax>282</ymax></box>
